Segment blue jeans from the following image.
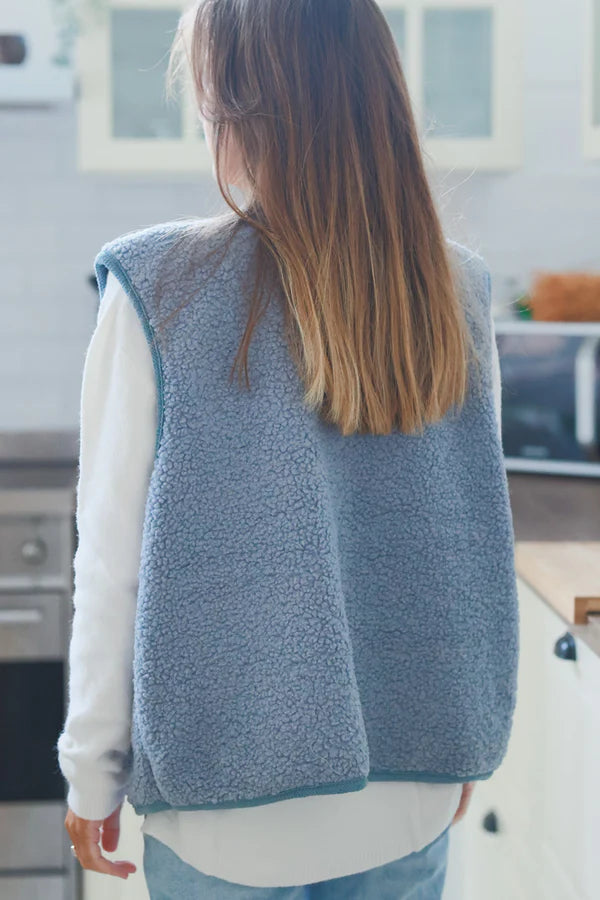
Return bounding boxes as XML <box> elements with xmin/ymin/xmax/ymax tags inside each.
<box><xmin>142</xmin><ymin>822</ymin><xmax>451</xmax><ymax>899</ymax></box>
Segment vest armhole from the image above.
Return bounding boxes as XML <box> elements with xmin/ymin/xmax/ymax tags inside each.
<box><xmin>94</xmin><ymin>250</ymin><xmax>165</xmax><ymax>458</ymax></box>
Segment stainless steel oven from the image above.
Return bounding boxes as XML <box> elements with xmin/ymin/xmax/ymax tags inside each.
<box><xmin>495</xmin><ymin>320</ymin><xmax>600</xmax><ymax>477</ymax></box>
<box><xmin>0</xmin><ymin>433</ymin><xmax>78</xmax><ymax>900</ymax></box>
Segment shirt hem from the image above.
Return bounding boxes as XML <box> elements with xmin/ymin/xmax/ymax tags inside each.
<box><xmin>142</xmin><ymin>819</ymin><xmax>454</xmax><ymax>888</ymax></box>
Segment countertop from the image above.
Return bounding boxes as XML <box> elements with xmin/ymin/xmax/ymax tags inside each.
<box><xmin>508</xmin><ymin>472</ymin><xmax>600</xmax><ymax>658</ymax></box>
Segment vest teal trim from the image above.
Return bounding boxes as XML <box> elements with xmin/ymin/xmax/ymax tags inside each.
<box><xmin>92</xmin><ymin>214</ymin><xmax>520</xmax><ymax>817</ymax></box>
<box><xmin>133</xmin><ymin>768</ymin><xmax>494</xmax><ymax>815</ymax></box>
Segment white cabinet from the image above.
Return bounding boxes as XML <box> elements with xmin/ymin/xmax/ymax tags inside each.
<box><xmin>379</xmin><ymin>0</ymin><xmax>523</xmax><ymax>170</ymax></box>
<box><xmin>78</xmin><ymin>0</ymin><xmax>522</xmax><ymax>172</ymax></box>
<box><xmin>0</xmin><ymin>0</ymin><xmax>74</xmax><ymax>104</ymax></box>
<box><xmin>458</xmin><ymin>577</ymin><xmax>600</xmax><ymax>900</ymax></box>
<box><xmin>584</xmin><ymin>0</ymin><xmax>600</xmax><ymax>158</ymax></box>
<box><xmin>77</xmin><ymin>0</ymin><xmax>211</xmax><ymax>172</ymax></box>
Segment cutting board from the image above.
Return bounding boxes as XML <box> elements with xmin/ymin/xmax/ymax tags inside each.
<box><xmin>514</xmin><ymin>541</ymin><xmax>600</xmax><ymax>625</ymax></box>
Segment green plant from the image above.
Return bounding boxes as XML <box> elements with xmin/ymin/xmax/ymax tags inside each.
<box><xmin>50</xmin><ymin>0</ymin><xmax>106</xmax><ymax>66</ymax></box>
<box><xmin>515</xmin><ymin>293</ymin><xmax>532</xmax><ymax>319</ymax></box>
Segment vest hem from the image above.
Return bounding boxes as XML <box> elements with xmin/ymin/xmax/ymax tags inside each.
<box><xmin>130</xmin><ymin>767</ymin><xmax>496</xmax><ymax>815</ymax></box>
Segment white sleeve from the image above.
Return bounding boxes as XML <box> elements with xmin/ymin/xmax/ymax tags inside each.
<box><xmin>55</xmin><ymin>271</ymin><xmax>158</xmax><ymax>820</ymax></box>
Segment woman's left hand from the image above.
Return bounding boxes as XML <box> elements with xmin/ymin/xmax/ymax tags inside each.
<box><xmin>64</xmin><ymin>800</ymin><xmax>137</xmax><ymax>879</ymax></box>
<box><xmin>451</xmin><ymin>782</ymin><xmax>475</xmax><ymax>825</ymax></box>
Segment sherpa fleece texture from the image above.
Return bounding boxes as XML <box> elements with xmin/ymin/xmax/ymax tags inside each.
<box><xmin>94</xmin><ymin>214</ymin><xmax>520</xmax><ymax>816</ymax></box>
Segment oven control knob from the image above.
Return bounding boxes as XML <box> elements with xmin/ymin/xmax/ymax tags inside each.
<box><xmin>21</xmin><ymin>537</ymin><xmax>48</xmax><ymax>565</ymax></box>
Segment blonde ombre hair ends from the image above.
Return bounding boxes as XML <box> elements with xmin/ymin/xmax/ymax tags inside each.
<box><xmin>169</xmin><ymin>0</ymin><xmax>480</xmax><ymax>436</ymax></box>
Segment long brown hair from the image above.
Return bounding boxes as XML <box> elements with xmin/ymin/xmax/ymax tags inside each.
<box><xmin>168</xmin><ymin>0</ymin><xmax>479</xmax><ymax>436</ymax></box>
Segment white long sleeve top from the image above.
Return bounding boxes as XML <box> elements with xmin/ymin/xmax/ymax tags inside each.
<box><xmin>57</xmin><ymin>269</ymin><xmax>503</xmax><ymax>888</ymax></box>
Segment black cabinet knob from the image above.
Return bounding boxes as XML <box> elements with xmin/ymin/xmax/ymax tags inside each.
<box><xmin>553</xmin><ymin>632</ymin><xmax>577</xmax><ymax>661</ymax></box>
<box><xmin>482</xmin><ymin>810</ymin><xmax>499</xmax><ymax>833</ymax></box>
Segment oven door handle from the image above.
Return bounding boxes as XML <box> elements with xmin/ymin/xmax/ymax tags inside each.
<box><xmin>574</xmin><ymin>335</ymin><xmax>600</xmax><ymax>446</ymax></box>
<box><xmin>0</xmin><ymin>608</ymin><xmax>44</xmax><ymax>625</ymax></box>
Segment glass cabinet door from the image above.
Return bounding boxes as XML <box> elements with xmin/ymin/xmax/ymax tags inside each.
<box><xmin>79</xmin><ymin>0</ymin><xmax>521</xmax><ymax>172</ymax></box>
<box><xmin>379</xmin><ymin>1</ymin><xmax>522</xmax><ymax>171</ymax></box>
<box><xmin>111</xmin><ymin>8</ymin><xmax>183</xmax><ymax>140</ymax></box>
<box><xmin>384</xmin><ymin>8</ymin><xmax>407</xmax><ymax>63</ymax></box>
<box><xmin>422</xmin><ymin>8</ymin><xmax>493</xmax><ymax>139</ymax></box>
<box><xmin>78</xmin><ymin>0</ymin><xmax>211</xmax><ymax>172</ymax></box>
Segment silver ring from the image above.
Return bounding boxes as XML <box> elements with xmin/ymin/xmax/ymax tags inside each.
<box><xmin>70</xmin><ymin>844</ymin><xmax>78</xmax><ymax>858</ymax></box>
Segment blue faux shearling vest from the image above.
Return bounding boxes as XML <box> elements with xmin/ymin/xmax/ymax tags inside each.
<box><xmin>94</xmin><ymin>213</ymin><xmax>520</xmax><ymax>816</ymax></box>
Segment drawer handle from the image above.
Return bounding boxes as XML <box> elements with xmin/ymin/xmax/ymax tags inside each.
<box><xmin>482</xmin><ymin>810</ymin><xmax>499</xmax><ymax>833</ymax></box>
<box><xmin>0</xmin><ymin>608</ymin><xmax>44</xmax><ymax>625</ymax></box>
<box><xmin>20</xmin><ymin>538</ymin><xmax>48</xmax><ymax>565</ymax></box>
<box><xmin>553</xmin><ymin>631</ymin><xmax>577</xmax><ymax>661</ymax></box>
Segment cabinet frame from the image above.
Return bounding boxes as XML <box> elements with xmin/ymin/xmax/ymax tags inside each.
<box><xmin>77</xmin><ymin>0</ymin><xmax>211</xmax><ymax>173</ymax></box>
<box><xmin>379</xmin><ymin>0</ymin><xmax>523</xmax><ymax>171</ymax></box>
<box><xmin>77</xmin><ymin>0</ymin><xmax>522</xmax><ymax>172</ymax></box>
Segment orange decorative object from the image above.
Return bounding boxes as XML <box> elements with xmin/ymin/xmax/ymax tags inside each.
<box><xmin>528</xmin><ymin>272</ymin><xmax>600</xmax><ymax>322</ymax></box>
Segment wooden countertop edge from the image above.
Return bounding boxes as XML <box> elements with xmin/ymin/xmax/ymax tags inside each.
<box><xmin>515</xmin><ymin>568</ymin><xmax>600</xmax><ymax>660</ymax></box>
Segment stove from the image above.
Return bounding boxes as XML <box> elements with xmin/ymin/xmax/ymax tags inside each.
<box><xmin>0</xmin><ymin>431</ymin><xmax>79</xmax><ymax>900</ymax></box>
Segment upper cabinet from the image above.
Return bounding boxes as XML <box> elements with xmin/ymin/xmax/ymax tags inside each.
<box><xmin>78</xmin><ymin>0</ymin><xmax>211</xmax><ymax>172</ymax></box>
<box><xmin>584</xmin><ymin>0</ymin><xmax>600</xmax><ymax>159</ymax></box>
<box><xmin>379</xmin><ymin>0</ymin><xmax>523</xmax><ymax>170</ymax></box>
<box><xmin>77</xmin><ymin>0</ymin><xmax>522</xmax><ymax>173</ymax></box>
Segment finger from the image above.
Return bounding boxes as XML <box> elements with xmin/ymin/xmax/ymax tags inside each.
<box><xmin>453</xmin><ymin>782</ymin><xmax>475</xmax><ymax>822</ymax></box>
<box><xmin>452</xmin><ymin>807</ymin><xmax>466</xmax><ymax>824</ymax></box>
<box><xmin>76</xmin><ymin>839</ymin><xmax>137</xmax><ymax>878</ymax></box>
<box><xmin>101</xmin><ymin>822</ymin><xmax>119</xmax><ymax>853</ymax></box>
<box><xmin>452</xmin><ymin>801</ymin><xmax>465</xmax><ymax>824</ymax></box>
<box><xmin>451</xmin><ymin>786</ymin><xmax>469</xmax><ymax>823</ymax></box>
<box><xmin>101</xmin><ymin>806</ymin><xmax>122</xmax><ymax>853</ymax></box>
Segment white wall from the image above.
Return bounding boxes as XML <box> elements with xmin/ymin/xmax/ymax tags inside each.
<box><xmin>0</xmin><ymin>104</ymin><xmax>224</xmax><ymax>431</ymax></box>
<box><xmin>435</xmin><ymin>0</ymin><xmax>600</xmax><ymax>309</ymax></box>
<box><xmin>1</xmin><ymin>0</ymin><xmax>599</xmax><ymax>431</ymax></box>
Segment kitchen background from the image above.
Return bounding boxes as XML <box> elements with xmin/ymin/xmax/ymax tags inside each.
<box><xmin>1</xmin><ymin>0</ymin><xmax>600</xmax><ymax>899</ymax></box>
<box><xmin>1</xmin><ymin>0</ymin><xmax>600</xmax><ymax>430</ymax></box>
